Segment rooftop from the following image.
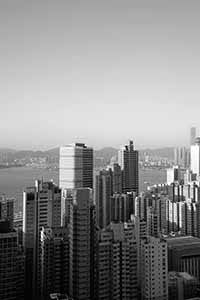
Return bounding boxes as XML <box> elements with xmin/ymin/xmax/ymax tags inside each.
<box><xmin>166</xmin><ymin>236</ymin><xmax>200</xmax><ymax>247</ymax></box>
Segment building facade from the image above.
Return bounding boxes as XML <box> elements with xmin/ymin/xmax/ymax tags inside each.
<box><xmin>118</xmin><ymin>140</ymin><xmax>139</xmax><ymax>194</ymax></box>
<box><xmin>59</xmin><ymin>143</ymin><xmax>93</xmax><ymax>190</ymax></box>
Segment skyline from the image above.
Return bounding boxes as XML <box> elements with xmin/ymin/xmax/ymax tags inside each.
<box><xmin>1</xmin><ymin>1</ymin><xmax>200</xmax><ymax>149</ymax></box>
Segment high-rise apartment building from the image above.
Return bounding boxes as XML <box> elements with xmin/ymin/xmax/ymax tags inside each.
<box><xmin>0</xmin><ymin>219</ymin><xmax>25</xmax><ymax>300</ymax></box>
<box><xmin>167</xmin><ymin>166</ymin><xmax>181</xmax><ymax>185</ymax></box>
<box><xmin>96</xmin><ymin>222</ymin><xmax>138</xmax><ymax>300</ymax></box>
<box><xmin>141</xmin><ymin>237</ymin><xmax>168</xmax><ymax>300</ymax></box>
<box><xmin>112</xmin><ymin>163</ymin><xmax>122</xmax><ymax>193</ymax></box>
<box><xmin>118</xmin><ymin>140</ymin><xmax>139</xmax><ymax>194</ymax></box>
<box><xmin>40</xmin><ymin>227</ymin><xmax>69</xmax><ymax>300</ymax></box>
<box><xmin>111</xmin><ymin>222</ymin><xmax>138</xmax><ymax>300</ymax></box>
<box><xmin>23</xmin><ymin>180</ymin><xmax>62</xmax><ymax>299</ymax></box>
<box><xmin>110</xmin><ymin>192</ymin><xmax>135</xmax><ymax>223</ymax></box>
<box><xmin>147</xmin><ymin>207</ymin><xmax>160</xmax><ymax>237</ymax></box>
<box><xmin>96</xmin><ymin>229</ymin><xmax>120</xmax><ymax>300</ymax></box>
<box><xmin>69</xmin><ymin>188</ymin><xmax>96</xmax><ymax>300</ymax></box>
<box><xmin>191</xmin><ymin>137</ymin><xmax>200</xmax><ymax>176</ymax></box>
<box><xmin>174</xmin><ymin>147</ymin><xmax>190</xmax><ymax>169</ymax></box>
<box><xmin>95</xmin><ymin>169</ymin><xmax>112</xmax><ymax>228</ymax></box>
<box><xmin>59</xmin><ymin>143</ymin><xmax>93</xmax><ymax>190</ymax></box>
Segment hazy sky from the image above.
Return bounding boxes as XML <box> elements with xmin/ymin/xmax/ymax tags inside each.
<box><xmin>1</xmin><ymin>0</ymin><xmax>200</xmax><ymax>150</ymax></box>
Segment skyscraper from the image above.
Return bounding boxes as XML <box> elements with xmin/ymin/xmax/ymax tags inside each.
<box><xmin>141</xmin><ymin>237</ymin><xmax>168</xmax><ymax>300</ymax></box>
<box><xmin>95</xmin><ymin>169</ymin><xmax>112</xmax><ymax>228</ymax></box>
<box><xmin>69</xmin><ymin>188</ymin><xmax>96</xmax><ymax>300</ymax></box>
<box><xmin>96</xmin><ymin>221</ymin><xmax>138</xmax><ymax>300</ymax></box>
<box><xmin>59</xmin><ymin>143</ymin><xmax>93</xmax><ymax>190</ymax></box>
<box><xmin>190</xmin><ymin>137</ymin><xmax>200</xmax><ymax>176</ymax></box>
<box><xmin>118</xmin><ymin>140</ymin><xmax>139</xmax><ymax>194</ymax></box>
<box><xmin>174</xmin><ymin>147</ymin><xmax>190</xmax><ymax>169</ymax></box>
<box><xmin>190</xmin><ymin>127</ymin><xmax>197</xmax><ymax>146</ymax></box>
<box><xmin>112</xmin><ymin>163</ymin><xmax>122</xmax><ymax>194</ymax></box>
<box><xmin>0</xmin><ymin>218</ymin><xmax>25</xmax><ymax>300</ymax></box>
<box><xmin>23</xmin><ymin>180</ymin><xmax>62</xmax><ymax>299</ymax></box>
<box><xmin>110</xmin><ymin>192</ymin><xmax>135</xmax><ymax>223</ymax></box>
<box><xmin>40</xmin><ymin>227</ymin><xmax>69</xmax><ymax>299</ymax></box>
<box><xmin>0</xmin><ymin>195</ymin><xmax>14</xmax><ymax>229</ymax></box>
<box><xmin>167</xmin><ymin>166</ymin><xmax>181</xmax><ymax>184</ymax></box>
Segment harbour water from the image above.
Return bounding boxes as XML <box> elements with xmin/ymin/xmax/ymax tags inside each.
<box><xmin>0</xmin><ymin>167</ymin><xmax>166</xmax><ymax>212</ymax></box>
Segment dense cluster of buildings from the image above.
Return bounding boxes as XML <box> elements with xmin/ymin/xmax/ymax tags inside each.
<box><xmin>2</xmin><ymin>132</ymin><xmax>200</xmax><ymax>299</ymax></box>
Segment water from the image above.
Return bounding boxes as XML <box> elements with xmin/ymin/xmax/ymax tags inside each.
<box><xmin>139</xmin><ymin>168</ymin><xmax>166</xmax><ymax>192</ymax></box>
<box><xmin>0</xmin><ymin>167</ymin><xmax>166</xmax><ymax>212</ymax></box>
<box><xmin>0</xmin><ymin>167</ymin><xmax>58</xmax><ymax>212</ymax></box>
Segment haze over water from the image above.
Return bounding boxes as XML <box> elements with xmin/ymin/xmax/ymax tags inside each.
<box><xmin>0</xmin><ymin>167</ymin><xmax>166</xmax><ymax>212</ymax></box>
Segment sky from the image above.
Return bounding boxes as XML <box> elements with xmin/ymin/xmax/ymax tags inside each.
<box><xmin>1</xmin><ymin>0</ymin><xmax>200</xmax><ymax>150</ymax></box>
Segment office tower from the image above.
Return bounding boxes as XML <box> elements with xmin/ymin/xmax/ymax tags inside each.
<box><xmin>0</xmin><ymin>220</ymin><xmax>25</xmax><ymax>300</ymax></box>
<box><xmin>191</xmin><ymin>137</ymin><xmax>200</xmax><ymax>176</ymax></box>
<box><xmin>168</xmin><ymin>271</ymin><xmax>200</xmax><ymax>300</ymax></box>
<box><xmin>69</xmin><ymin>188</ymin><xmax>96</xmax><ymax>300</ymax></box>
<box><xmin>40</xmin><ymin>227</ymin><xmax>69</xmax><ymax>300</ymax></box>
<box><xmin>167</xmin><ymin>236</ymin><xmax>200</xmax><ymax>281</ymax></box>
<box><xmin>118</xmin><ymin>140</ymin><xmax>139</xmax><ymax>194</ymax></box>
<box><xmin>23</xmin><ymin>180</ymin><xmax>62</xmax><ymax>299</ymax></box>
<box><xmin>141</xmin><ymin>237</ymin><xmax>168</xmax><ymax>300</ymax></box>
<box><xmin>111</xmin><ymin>192</ymin><xmax>135</xmax><ymax>223</ymax></box>
<box><xmin>191</xmin><ymin>127</ymin><xmax>197</xmax><ymax>146</ymax></box>
<box><xmin>174</xmin><ymin>147</ymin><xmax>190</xmax><ymax>169</ymax></box>
<box><xmin>96</xmin><ymin>222</ymin><xmax>138</xmax><ymax>300</ymax></box>
<box><xmin>95</xmin><ymin>169</ymin><xmax>112</xmax><ymax>228</ymax></box>
<box><xmin>112</xmin><ymin>163</ymin><xmax>122</xmax><ymax>193</ymax></box>
<box><xmin>59</xmin><ymin>143</ymin><xmax>93</xmax><ymax>190</ymax></box>
<box><xmin>0</xmin><ymin>195</ymin><xmax>14</xmax><ymax>229</ymax></box>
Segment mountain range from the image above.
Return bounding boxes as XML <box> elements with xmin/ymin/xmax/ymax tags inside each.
<box><xmin>0</xmin><ymin>146</ymin><xmax>174</xmax><ymax>164</ymax></box>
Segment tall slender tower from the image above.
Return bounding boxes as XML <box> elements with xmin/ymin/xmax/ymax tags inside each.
<box><xmin>95</xmin><ymin>169</ymin><xmax>112</xmax><ymax>229</ymax></box>
<box><xmin>69</xmin><ymin>188</ymin><xmax>96</xmax><ymax>300</ymax></box>
<box><xmin>59</xmin><ymin>143</ymin><xmax>93</xmax><ymax>190</ymax></box>
<box><xmin>40</xmin><ymin>227</ymin><xmax>69</xmax><ymax>299</ymax></box>
<box><xmin>191</xmin><ymin>137</ymin><xmax>200</xmax><ymax>176</ymax></box>
<box><xmin>0</xmin><ymin>198</ymin><xmax>24</xmax><ymax>300</ymax></box>
<box><xmin>96</xmin><ymin>222</ymin><xmax>138</xmax><ymax>300</ymax></box>
<box><xmin>23</xmin><ymin>180</ymin><xmax>62</xmax><ymax>299</ymax></box>
<box><xmin>118</xmin><ymin>140</ymin><xmax>139</xmax><ymax>194</ymax></box>
<box><xmin>141</xmin><ymin>237</ymin><xmax>168</xmax><ymax>300</ymax></box>
<box><xmin>190</xmin><ymin>127</ymin><xmax>197</xmax><ymax>146</ymax></box>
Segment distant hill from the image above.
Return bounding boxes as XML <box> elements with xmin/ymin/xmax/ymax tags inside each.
<box><xmin>45</xmin><ymin>148</ymin><xmax>59</xmax><ymax>156</ymax></box>
<box><xmin>0</xmin><ymin>146</ymin><xmax>174</xmax><ymax>165</ymax></box>
<box><xmin>0</xmin><ymin>148</ymin><xmax>16</xmax><ymax>153</ymax></box>
<box><xmin>95</xmin><ymin>147</ymin><xmax>117</xmax><ymax>159</ymax></box>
